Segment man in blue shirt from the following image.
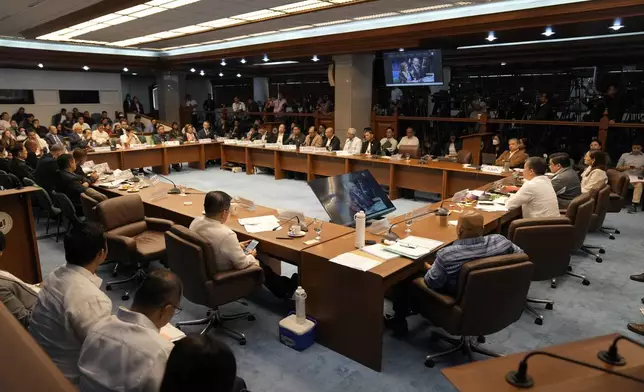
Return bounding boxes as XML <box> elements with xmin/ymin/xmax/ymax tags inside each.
<box><xmin>386</xmin><ymin>212</ymin><xmax>523</xmax><ymax>335</ymax></box>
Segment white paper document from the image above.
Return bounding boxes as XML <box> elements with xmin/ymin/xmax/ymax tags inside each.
<box><xmin>330</xmin><ymin>252</ymin><xmax>381</xmax><ymax>271</ymax></box>
<box><xmin>160</xmin><ymin>323</ymin><xmax>186</xmax><ymax>342</ymax></box>
<box><xmin>361</xmin><ymin>244</ymin><xmax>399</xmax><ymax>260</ymax></box>
<box><xmin>475</xmin><ymin>204</ymin><xmax>509</xmax><ymax>212</ymax></box>
<box><xmin>629</xmin><ymin>175</ymin><xmax>644</xmax><ymax>184</ymax></box>
<box><xmin>238</xmin><ymin>215</ymin><xmax>280</xmax><ymax>233</ymax></box>
<box><xmin>383</xmin><ymin>236</ymin><xmax>444</xmax><ymax>260</ymax></box>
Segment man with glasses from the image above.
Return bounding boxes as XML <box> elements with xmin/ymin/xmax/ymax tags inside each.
<box><xmin>78</xmin><ymin>269</ymin><xmax>183</xmax><ymax>392</ymax></box>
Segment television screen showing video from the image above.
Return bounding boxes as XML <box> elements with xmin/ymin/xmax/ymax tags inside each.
<box><xmin>383</xmin><ymin>49</ymin><xmax>443</xmax><ymax>87</ymax></box>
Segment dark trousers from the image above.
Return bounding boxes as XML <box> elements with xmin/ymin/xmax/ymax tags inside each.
<box><xmin>259</xmin><ymin>261</ymin><xmax>298</xmax><ymax>299</ymax></box>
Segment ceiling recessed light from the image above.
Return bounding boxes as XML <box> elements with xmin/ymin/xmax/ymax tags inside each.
<box><xmin>486</xmin><ymin>31</ymin><xmax>497</xmax><ymax>42</ymax></box>
<box><xmin>199</xmin><ymin>70</ymin><xmax>205</xmax><ymax>76</ymax></box>
<box><xmin>541</xmin><ymin>26</ymin><xmax>555</xmax><ymax>37</ymax></box>
<box><xmin>610</xmin><ymin>18</ymin><xmax>624</xmax><ymax>31</ymax></box>
<box><xmin>398</xmin><ymin>48</ymin><xmax>404</xmax><ymax>52</ymax></box>
<box><xmin>190</xmin><ymin>68</ymin><xmax>196</xmax><ymax>72</ymax></box>
<box><xmin>132</xmin><ymin>72</ymin><xmax>138</xmax><ymax>75</ymax></box>
<box><xmin>262</xmin><ymin>54</ymin><xmax>269</xmax><ymax>62</ymax></box>
<box><xmin>219</xmin><ymin>72</ymin><xmax>223</xmax><ymax>77</ymax></box>
<box><xmin>236</xmin><ymin>73</ymin><xmax>241</xmax><ymax>77</ymax></box>
<box><xmin>240</xmin><ymin>58</ymin><xmax>247</xmax><ymax>64</ymax></box>
<box><xmin>257</xmin><ymin>61</ymin><xmax>299</xmax><ymax>66</ymax></box>
<box><xmin>123</xmin><ymin>67</ymin><xmax>129</xmax><ymax>72</ymax></box>
<box><xmin>82</xmin><ymin>65</ymin><xmax>90</xmax><ymax>71</ymax></box>
<box><xmin>37</xmin><ymin>63</ymin><xmax>44</xmax><ymax>68</ymax></box>
<box><xmin>312</xmin><ymin>55</ymin><xmax>319</xmax><ymax>62</ymax></box>
<box><xmin>220</xmin><ymin>59</ymin><xmax>226</xmax><ymax>66</ymax></box>
<box><xmin>501</xmin><ymin>62</ymin><xmax>507</xmax><ymax>66</ymax></box>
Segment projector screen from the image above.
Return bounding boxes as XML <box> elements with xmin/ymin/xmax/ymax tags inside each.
<box><xmin>383</xmin><ymin>49</ymin><xmax>443</xmax><ymax>87</ymax></box>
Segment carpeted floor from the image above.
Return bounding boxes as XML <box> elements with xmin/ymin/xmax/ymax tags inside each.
<box><xmin>35</xmin><ymin>166</ymin><xmax>644</xmax><ymax>392</ymax></box>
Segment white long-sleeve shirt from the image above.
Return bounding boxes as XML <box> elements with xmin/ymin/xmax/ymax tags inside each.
<box><xmin>29</xmin><ymin>264</ymin><xmax>112</xmax><ymax>384</ymax></box>
<box><xmin>505</xmin><ymin>175</ymin><xmax>560</xmax><ymax>219</ymax></box>
<box><xmin>189</xmin><ymin>216</ymin><xmax>258</xmax><ymax>271</ymax></box>
<box><xmin>78</xmin><ymin>307</ymin><xmax>174</xmax><ymax>392</ymax></box>
<box><xmin>380</xmin><ymin>137</ymin><xmax>398</xmax><ymax>153</ymax></box>
<box><xmin>343</xmin><ymin>137</ymin><xmax>362</xmax><ymax>154</ymax></box>
<box><xmin>398</xmin><ymin>136</ymin><xmax>419</xmax><ymax>147</ymax></box>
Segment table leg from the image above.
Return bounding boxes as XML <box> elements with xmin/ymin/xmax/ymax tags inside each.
<box><xmin>274</xmin><ymin>151</ymin><xmax>284</xmax><ymax>180</ymax></box>
<box><xmin>389</xmin><ymin>165</ymin><xmax>399</xmax><ymax>200</ymax></box>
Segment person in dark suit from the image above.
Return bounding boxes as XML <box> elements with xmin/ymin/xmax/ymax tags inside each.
<box><xmin>360</xmin><ymin>128</ymin><xmax>381</xmax><ymax>155</ymax></box>
<box><xmin>52</xmin><ymin>108</ymin><xmax>67</xmax><ymax>127</ymax></box>
<box><xmin>8</xmin><ymin>145</ymin><xmax>35</xmax><ymax>183</ymax></box>
<box><xmin>24</xmin><ymin>139</ymin><xmax>39</xmax><ymax>170</ymax></box>
<box><xmin>286</xmin><ymin>126</ymin><xmax>305</xmax><ymax>147</ymax></box>
<box><xmin>55</xmin><ymin>153</ymin><xmax>89</xmax><ymax>208</ymax></box>
<box><xmin>322</xmin><ymin>127</ymin><xmax>341</xmax><ymax>151</ymax></box>
<box><xmin>72</xmin><ymin>148</ymin><xmax>98</xmax><ymax>184</ymax></box>
<box><xmin>442</xmin><ymin>134</ymin><xmax>462</xmax><ymax>156</ymax></box>
<box><xmin>44</xmin><ymin>125</ymin><xmax>64</xmax><ymax>147</ymax></box>
<box><xmin>532</xmin><ymin>93</ymin><xmax>553</xmax><ymax>121</ymax></box>
<box><xmin>35</xmin><ymin>144</ymin><xmax>64</xmax><ymax>194</ymax></box>
<box><xmin>197</xmin><ymin>121</ymin><xmax>214</xmax><ymax>140</ymax></box>
<box><xmin>123</xmin><ymin>94</ymin><xmax>133</xmax><ymax>114</ymax></box>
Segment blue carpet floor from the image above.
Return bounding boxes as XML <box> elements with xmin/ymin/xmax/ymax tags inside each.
<box><xmin>35</xmin><ymin>166</ymin><xmax>644</xmax><ymax>392</ymax></box>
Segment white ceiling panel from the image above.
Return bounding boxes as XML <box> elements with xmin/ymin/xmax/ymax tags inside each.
<box><xmin>0</xmin><ymin>0</ymin><xmax>103</xmax><ymax>36</ymax></box>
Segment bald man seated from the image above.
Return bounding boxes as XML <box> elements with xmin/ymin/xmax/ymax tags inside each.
<box><xmin>385</xmin><ymin>212</ymin><xmax>523</xmax><ymax>335</ymax></box>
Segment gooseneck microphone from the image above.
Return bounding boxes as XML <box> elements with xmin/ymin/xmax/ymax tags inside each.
<box><xmin>145</xmin><ymin>170</ymin><xmax>181</xmax><ymax>194</ymax></box>
<box><xmin>276</xmin><ymin>215</ymin><xmax>309</xmax><ymax>232</ymax></box>
<box><xmin>597</xmin><ymin>335</ymin><xmax>644</xmax><ymax>366</ymax></box>
<box><xmin>384</xmin><ymin>202</ymin><xmax>449</xmax><ymax>241</ymax></box>
<box><xmin>506</xmin><ymin>350</ymin><xmax>644</xmax><ymax>388</ymax></box>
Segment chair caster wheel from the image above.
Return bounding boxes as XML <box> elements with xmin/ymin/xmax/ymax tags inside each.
<box><xmin>247</xmin><ymin>314</ymin><xmax>256</xmax><ymax>321</ymax></box>
<box><xmin>596</xmin><ymin>257</ymin><xmax>602</xmax><ymax>263</ymax></box>
<box><xmin>599</xmin><ymin>248</ymin><xmax>606</xmax><ymax>254</ymax></box>
<box><xmin>545</xmin><ymin>303</ymin><xmax>554</xmax><ymax>310</ymax></box>
<box><xmin>535</xmin><ymin>318</ymin><xmax>543</xmax><ymax>326</ymax></box>
<box><xmin>582</xmin><ymin>279</ymin><xmax>590</xmax><ymax>286</ymax></box>
<box><xmin>550</xmin><ymin>283</ymin><xmax>557</xmax><ymax>289</ymax></box>
<box><xmin>122</xmin><ymin>295</ymin><xmax>130</xmax><ymax>301</ymax></box>
<box><xmin>609</xmin><ymin>235</ymin><xmax>615</xmax><ymax>240</ymax></box>
<box><xmin>239</xmin><ymin>338</ymin><xmax>247</xmax><ymax>346</ymax></box>
<box><xmin>477</xmin><ymin>336</ymin><xmax>486</xmax><ymax>344</ymax></box>
<box><xmin>567</xmin><ymin>266</ymin><xmax>572</xmax><ymax>272</ymax></box>
<box><xmin>106</xmin><ymin>285</ymin><xmax>112</xmax><ymax>291</ymax></box>
<box><xmin>425</xmin><ymin>358</ymin><xmax>435</xmax><ymax>368</ymax></box>
<box><xmin>615</xmin><ymin>230</ymin><xmax>620</xmax><ymax>234</ymax></box>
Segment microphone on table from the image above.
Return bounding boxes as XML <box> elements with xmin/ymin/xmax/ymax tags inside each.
<box><xmin>145</xmin><ymin>170</ymin><xmax>181</xmax><ymax>194</ymax></box>
<box><xmin>597</xmin><ymin>335</ymin><xmax>644</xmax><ymax>366</ymax></box>
<box><xmin>384</xmin><ymin>202</ymin><xmax>449</xmax><ymax>242</ymax></box>
<box><xmin>276</xmin><ymin>215</ymin><xmax>309</xmax><ymax>232</ymax></box>
<box><xmin>505</xmin><ymin>348</ymin><xmax>644</xmax><ymax>389</ymax></box>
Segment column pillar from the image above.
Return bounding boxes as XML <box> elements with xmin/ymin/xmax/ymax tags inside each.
<box><xmin>253</xmin><ymin>77</ymin><xmax>269</xmax><ymax>104</ymax></box>
<box><xmin>156</xmin><ymin>71</ymin><xmax>186</xmax><ymax>124</ymax></box>
<box><xmin>332</xmin><ymin>54</ymin><xmax>374</xmax><ymax>142</ymax></box>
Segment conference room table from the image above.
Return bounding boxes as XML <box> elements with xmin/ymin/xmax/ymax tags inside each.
<box><xmin>442</xmin><ymin>333</ymin><xmax>644</xmax><ymax>391</ymax></box>
<box><xmin>89</xmin><ymin>142</ymin><xmax>507</xmax><ymax>200</ymax></box>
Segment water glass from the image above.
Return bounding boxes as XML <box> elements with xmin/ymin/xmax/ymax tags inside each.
<box><xmin>405</xmin><ymin>213</ymin><xmax>413</xmax><ymax>233</ymax></box>
<box><xmin>314</xmin><ymin>223</ymin><xmax>323</xmax><ymax>240</ymax></box>
<box><xmin>404</xmin><ymin>153</ymin><xmax>411</xmax><ymax>162</ymax></box>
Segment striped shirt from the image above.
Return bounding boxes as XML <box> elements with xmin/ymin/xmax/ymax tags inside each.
<box><xmin>424</xmin><ymin>235</ymin><xmax>523</xmax><ymax>294</ymax></box>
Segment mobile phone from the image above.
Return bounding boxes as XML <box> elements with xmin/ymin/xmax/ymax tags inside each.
<box><xmin>244</xmin><ymin>240</ymin><xmax>259</xmax><ymax>254</ymax></box>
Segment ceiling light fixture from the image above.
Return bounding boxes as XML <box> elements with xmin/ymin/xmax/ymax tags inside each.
<box><xmin>610</xmin><ymin>18</ymin><xmax>624</xmax><ymax>31</ymax></box>
<box><xmin>220</xmin><ymin>59</ymin><xmax>226</xmax><ymax>66</ymax></box>
<box><xmin>233</xmin><ymin>9</ymin><xmax>283</xmax><ymax>21</ymax></box>
<box><xmin>501</xmin><ymin>62</ymin><xmax>507</xmax><ymax>66</ymax></box>
<box><xmin>37</xmin><ymin>63</ymin><xmax>44</xmax><ymax>68</ymax></box>
<box><xmin>262</xmin><ymin>54</ymin><xmax>269</xmax><ymax>62</ymax></box>
<box><xmin>312</xmin><ymin>55</ymin><xmax>319</xmax><ymax>62</ymax></box>
<box><xmin>190</xmin><ymin>68</ymin><xmax>196</xmax><ymax>72</ymax></box>
<box><xmin>399</xmin><ymin>4</ymin><xmax>453</xmax><ymax>14</ymax></box>
<box><xmin>236</xmin><ymin>73</ymin><xmax>241</xmax><ymax>77</ymax></box>
<box><xmin>541</xmin><ymin>26</ymin><xmax>555</xmax><ymax>37</ymax></box>
<box><xmin>257</xmin><ymin>61</ymin><xmax>299</xmax><ymax>66</ymax></box>
<box><xmin>132</xmin><ymin>72</ymin><xmax>138</xmax><ymax>75</ymax></box>
<box><xmin>354</xmin><ymin>12</ymin><xmax>399</xmax><ymax>21</ymax></box>
<box><xmin>82</xmin><ymin>66</ymin><xmax>90</xmax><ymax>71</ymax></box>
<box><xmin>456</xmin><ymin>31</ymin><xmax>644</xmax><ymax>50</ymax></box>
<box><xmin>123</xmin><ymin>67</ymin><xmax>129</xmax><ymax>72</ymax></box>
<box><xmin>199</xmin><ymin>70</ymin><xmax>205</xmax><ymax>76</ymax></box>
<box><xmin>240</xmin><ymin>58</ymin><xmax>247</xmax><ymax>64</ymax></box>
<box><xmin>486</xmin><ymin>31</ymin><xmax>497</xmax><ymax>42</ymax></box>
<box><xmin>398</xmin><ymin>48</ymin><xmax>404</xmax><ymax>52</ymax></box>
<box><xmin>219</xmin><ymin>72</ymin><xmax>224</xmax><ymax>77</ymax></box>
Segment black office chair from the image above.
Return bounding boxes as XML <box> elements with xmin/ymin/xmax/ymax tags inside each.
<box><xmin>0</xmin><ymin>172</ymin><xmax>22</xmax><ymax>190</ymax></box>
<box><xmin>51</xmin><ymin>191</ymin><xmax>85</xmax><ymax>242</ymax></box>
<box><xmin>22</xmin><ymin>178</ymin><xmax>62</xmax><ymax>236</ymax></box>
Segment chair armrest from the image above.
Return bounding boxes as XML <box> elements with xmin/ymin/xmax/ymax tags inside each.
<box><xmin>214</xmin><ymin>265</ymin><xmax>264</xmax><ymax>282</ymax></box>
<box><xmin>105</xmin><ymin>233</ymin><xmax>137</xmax><ymax>262</ymax></box>
<box><xmin>411</xmin><ymin>277</ymin><xmax>456</xmax><ymax>308</ymax></box>
<box><xmin>144</xmin><ymin>217</ymin><xmax>174</xmax><ymax>232</ymax></box>
<box><xmin>508</xmin><ymin>217</ymin><xmax>572</xmax><ymax>241</ymax></box>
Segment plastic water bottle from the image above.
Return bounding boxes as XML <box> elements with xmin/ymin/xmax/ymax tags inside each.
<box><xmin>354</xmin><ymin>210</ymin><xmax>366</xmax><ymax>248</ymax></box>
<box><xmin>294</xmin><ymin>286</ymin><xmax>307</xmax><ymax>325</ymax></box>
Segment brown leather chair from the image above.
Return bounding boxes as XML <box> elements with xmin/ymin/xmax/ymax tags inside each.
<box><xmin>508</xmin><ymin>217</ymin><xmax>574</xmax><ymax>325</ymax></box>
<box><xmin>408</xmin><ymin>254</ymin><xmax>533</xmax><ymax>367</ymax></box>
<box><xmin>80</xmin><ymin>193</ymin><xmax>99</xmax><ymax>224</ymax></box>
<box><xmin>0</xmin><ymin>303</ymin><xmax>77</xmax><ymax>392</ymax></box>
<box><xmin>581</xmin><ymin>185</ymin><xmax>610</xmax><ymax>261</ymax></box>
<box><xmin>561</xmin><ymin>193</ymin><xmax>594</xmax><ymax>285</ymax></box>
<box><xmin>96</xmin><ymin>194</ymin><xmax>174</xmax><ymax>300</ymax></box>
<box><xmin>165</xmin><ymin>224</ymin><xmax>264</xmax><ymax>345</ymax></box>
<box><xmin>456</xmin><ymin>149</ymin><xmax>472</xmax><ymax>164</ymax></box>
<box><xmin>603</xmin><ymin>170</ymin><xmax>630</xmax><ymax>236</ymax></box>
<box><xmin>398</xmin><ymin>144</ymin><xmax>421</xmax><ymax>159</ymax></box>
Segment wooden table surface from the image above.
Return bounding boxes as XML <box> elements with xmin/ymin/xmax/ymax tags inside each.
<box><xmin>442</xmin><ymin>334</ymin><xmax>644</xmax><ymax>391</ymax></box>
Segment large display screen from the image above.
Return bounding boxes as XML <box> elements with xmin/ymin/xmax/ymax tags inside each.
<box><xmin>383</xmin><ymin>49</ymin><xmax>443</xmax><ymax>87</ymax></box>
<box><xmin>308</xmin><ymin>170</ymin><xmax>396</xmax><ymax>226</ymax></box>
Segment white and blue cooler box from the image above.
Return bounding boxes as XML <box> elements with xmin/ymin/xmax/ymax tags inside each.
<box><xmin>279</xmin><ymin>312</ymin><xmax>316</xmax><ymax>351</ymax></box>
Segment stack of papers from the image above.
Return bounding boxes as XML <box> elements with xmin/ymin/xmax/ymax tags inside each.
<box><xmin>475</xmin><ymin>204</ymin><xmax>508</xmax><ymax>212</ymax></box>
<box><xmin>384</xmin><ymin>236</ymin><xmax>444</xmax><ymax>260</ymax></box>
<box><xmin>361</xmin><ymin>244</ymin><xmax>399</xmax><ymax>260</ymax></box>
<box><xmin>330</xmin><ymin>253</ymin><xmax>381</xmax><ymax>271</ymax></box>
<box><xmin>238</xmin><ymin>215</ymin><xmax>280</xmax><ymax>233</ymax></box>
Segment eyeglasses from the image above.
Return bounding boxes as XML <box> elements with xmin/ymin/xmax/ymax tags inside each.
<box><xmin>172</xmin><ymin>304</ymin><xmax>182</xmax><ymax>316</ymax></box>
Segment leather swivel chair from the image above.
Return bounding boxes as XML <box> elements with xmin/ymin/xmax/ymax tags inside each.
<box><xmin>562</xmin><ymin>193</ymin><xmax>594</xmax><ymax>285</ymax></box>
<box><xmin>165</xmin><ymin>225</ymin><xmax>264</xmax><ymax>345</ymax></box>
<box><xmin>22</xmin><ymin>178</ymin><xmax>62</xmax><ymax>238</ymax></box>
<box><xmin>96</xmin><ymin>194</ymin><xmax>174</xmax><ymax>300</ymax></box>
<box><xmin>508</xmin><ymin>218</ymin><xmax>575</xmax><ymax>325</ymax></box>
<box><xmin>51</xmin><ymin>191</ymin><xmax>85</xmax><ymax>242</ymax></box>
<box><xmin>408</xmin><ymin>254</ymin><xmax>533</xmax><ymax>367</ymax></box>
<box><xmin>456</xmin><ymin>149</ymin><xmax>473</xmax><ymax>164</ymax></box>
<box><xmin>582</xmin><ymin>185</ymin><xmax>610</xmax><ymax>261</ymax></box>
<box><xmin>80</xmin><ymin>193</ymin><xmax>100</xmax><ymax>224</ymax></box>
<box><xmin>603</xmin><ymin>170</ymin><xmax>630</xmax><ymax>236</ymax></box>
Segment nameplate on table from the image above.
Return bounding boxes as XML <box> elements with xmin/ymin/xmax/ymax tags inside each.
<box><xmin>198</xmin><ymin>139</ymin><xmax>213</xmax><ymax>144</ymax></box>
<box><xmin>215</xmin><ymin>137</ymin><xmax>226</xmax><ymax>142</ymax></box>
<box><xmin>163</xmin><ymin>141</ymin><xmax>180</xmax><ymax>147</ymax></box>
<box><xmin>93</xmin><ymin>146</ymin><xmax>112</xmax><ymax>153</ymax></box>
<box><xmin>237</xmin><ymin>141</ymin><xmax>252</xmax><ymax>146</ymax></box>
<box><xmin>298</xmin><ymin>147</ymin><xmax>316</xmax><ymax>153</ymax></box>
<box><xmin>335</xmin><ymin>151</ymin><xmax>353</xmax><ymax>157</ymax></box>
<box><xmin>480</xmin><ymin>165</ymin><xmax>504</xmax><ymax>174</ymax></box>
<box><xmin>264</xmin><ymin>143</ymin><xmax>280</xmax><ymax>149</ymax></box>
<box><xmin>252</xmin><ymin>140</ymin><xmax>265</xmax><ymax>145</ymax></box>
<box><xmin>129</xmin><ymin>144</ymin><xmax>149</xmax><ymax>150</ymax></box>
<box><xmin>223</xmin><ymin>139</ymin><xmax>239</xmax><ymax>145</ymax></box>
<box><xmin>280</xmin><ymin>145</ymin><xmax>297</xmax><ymax>151</ymax></box>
